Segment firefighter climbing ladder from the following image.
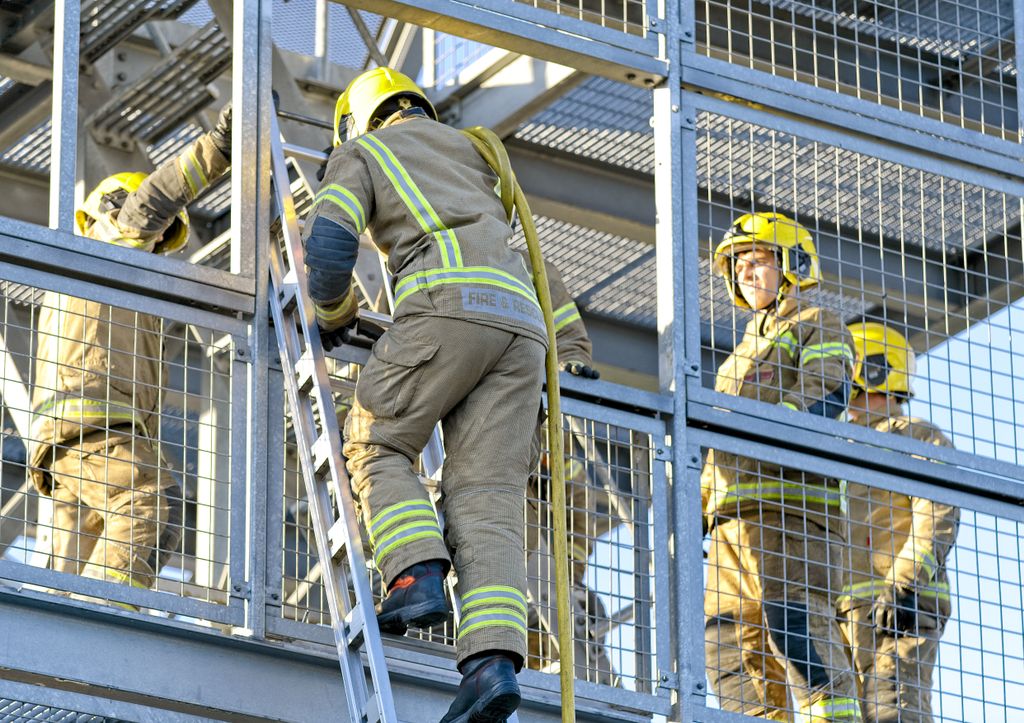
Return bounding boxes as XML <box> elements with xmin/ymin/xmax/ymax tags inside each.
<box><xmin>267</xmin><ymin>113</ymin><xmax>396</xmax><ymax>723</ymax></box>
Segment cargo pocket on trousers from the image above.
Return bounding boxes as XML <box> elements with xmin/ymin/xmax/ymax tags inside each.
<box><xmin>355</xmin><ymin>328</ymin><xmax>440</xmax><ymax>418</ymax></box>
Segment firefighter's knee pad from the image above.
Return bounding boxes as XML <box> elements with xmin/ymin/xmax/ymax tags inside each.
<box><xmin>762</xmin><ymin>600</ymin><xmax>831</xmax><ymax>689</ymax></box>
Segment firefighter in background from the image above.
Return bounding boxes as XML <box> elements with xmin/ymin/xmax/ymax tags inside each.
<box><xmin>519</xmin><ymin>248</ymin><xmax>600</xmax><ymax>587</ymax></box>
<box><xmin>29</xmin><ymin>104</ymin><xmax>233</xmax><ymax>605</ymax></box>
<box><xmin>310</xmin><ymin>67</ymin><xmax>547</xmax><ymax>722</ymax></box>
<box><xmin>516</xmin><ymin>249</ymin><xmax>609</xmax><ymax>674</ymax></box>
<box><xmin>703</xmin><ymin>212</ymin><xmax>860</xmax><ymax>721</ymax></box>
<box><xmin>840</xmin><ymin>323</ymin><xmax>959</xmax><ymax>723</ymax></box>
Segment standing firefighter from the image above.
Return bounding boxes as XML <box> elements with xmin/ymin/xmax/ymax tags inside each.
<box><xmin>310</xmin><ymin>68</ymin><xmax>546</xmax><ymax>722</ymax></box>
<box><xmin>840</xmin><ymin>323</ymin><xmax>959</xmax><ymax>723</ymax></box>
<box><xmin>702</xmin><ymin>212</ymin><xmax>860</xmax><ymax>721</ymax></box>
<box><xmin>29</xmin><ymin>104</ymin><xmax>233</xmax><ymax>604</ymax></box>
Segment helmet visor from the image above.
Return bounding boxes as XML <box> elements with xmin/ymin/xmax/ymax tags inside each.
<box><xmin>861</xmin><ymin>353</ymin><xmax>891</xmax><ymax>389</ymax></box>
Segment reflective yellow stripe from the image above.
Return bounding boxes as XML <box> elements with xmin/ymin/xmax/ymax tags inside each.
<box><xmin>314</xmin><ymin>292</ymin><xmax>356</xmax><ymax>325</ymax></box>
<box><xmin>178</xmin><ymin>155</ymin><xmax>198</xmax><ymax>195</ymax></box>
<box><xmin>458</xmin><ymin>606</ymin><xmax>528</xmax><ymax>638</ymax></box>
<box><xmin>780</xmin><ymin>401</ymin><xmax>799</xmax><ymax>411</ymax></box>
<box><xmin>773</xmin><ymin>330</ymin><xmax>799</xmax><ymax>357</ymax></box>
<box><xmin>797</xmin><ymin>697</ymin><xmax>862</xmax><ymax>722</ymax></box>
<box><xmin>916</xmin><ymin>549</ymin><xmax>939</xmax><ymax>581</ymax></box>
<box><xmin>393</xmin><ymin>267</ymin><xmax>541</xmax><ymax>311</ymax></box>
<box><xmin>357</xmin><ymin>134</ymin><xmax>463</xmax><ymax>267</ymax></box>
<box><xmin>314</xmin><ymin>184</ymin><xmax>366</xmax><ymax>232</ymax></box>
<box><xmin>374</xmin><ymin>528</ymin><xmax>444</xmax><ymax>563</ymax></box>
<box><xmin>178</xmin><ymin>151</ymin><xmax>208</xmax><ymax>196</ymax></box>
<box><xmin>461</xmin><ymin>595</ymin><xmax>528</xmax><ymax>616</ymax></box>
<box><xmin>717</xmin><ymin>482</ymin><xmax>843</xmax><ymax>508</ymax></box>
<box><xmin>553</xmin><ymin>301</ymin><xmax>581</xmax><ymax>332</ymax></box>
<box><xmin>369</xmin><ymin>500</ymin><xmax>438</xmax><ymax>542</ymax></box>
<box><xmin>461</xmin><ymin>585</ymin><xmax>526</xmax><ymax>607</ymax></box>
<box><xmin>800</xmin><ymin>342</ymin><xmax>855</xmax><ymax>367</ymax></box>
<box><xmin>839</xmin><ymin>580</ymin><xmax>950</xmax><ymax>603</ymax></box>
<box><xmin>34</xmin><ymin>398</ymin><xmax>137</xmax><ymax>424</ymax></box>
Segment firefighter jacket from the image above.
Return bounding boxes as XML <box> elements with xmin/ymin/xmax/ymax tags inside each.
<box><xmin>304</xmin><ymin>111</ymin><xmax>548</xmax><ymax>349</ymax></box>
<box><xmin>29</xmin><ymin>133</ymin><xmax>229</xmax><ymax>495</ymax></box>
<box><xmin>701</xmin><ymin>295</ymin><xmax>855</xmax><ymax>530</ymax></box>
<box><xmin>839</xmin><ymin>416</ymin><xmax>959</xmax><ymax>621</ymax></box>
<box><xmin>515</xmin><ymin>249</ymin><xmax>591</xmax><ymax>366</ymax></box>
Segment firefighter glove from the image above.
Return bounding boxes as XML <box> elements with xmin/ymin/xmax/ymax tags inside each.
<box><xmin>210</xmin><ymin>102</ymin><xmax>232</xmax><ymax>156</ymax></box>
<box><xmin>319</xmin><ymin>321</ymin><xmax>357</xmax><ymax>353</ymax></box>
<box><xmin>315</xmin><ymin>288</ymin><xmax>359</xmax><ymax>352</ymax></box>
<box><xmin>315</xmin><ymin>145</ymin><xmax>334</xmax><ymax>183</ymax></box>
<box><xmin>561</xmin><ymin>360</ymin><xmax>600</xmax><ymax>379</ymax></box>
<box><xmin>872</xmin><ymin>584</ymin><xmax>919</xmax><ymax>634</ymax></box>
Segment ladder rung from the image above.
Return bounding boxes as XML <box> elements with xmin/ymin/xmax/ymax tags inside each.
<box><xmin>328</xmin><ymin>518</ymin><xmax>348</xmax><ymax>561</ymax></box>
<box><xmin>279</xmin><ymin>283</ymin><xmax>298</xmax><ymax>314</ymax></box>
<box><xmin>295</xmin><ymin>351</ymin><xmax>316</xmax><ymax>393</ymax></box>
<box><xmin>330</xmin><ymin>375</ymin><xmax>357</xmax><ymax>396</ymax></box>
<box><xmin>362</xmin><ymin>692</ymin><xmax>383</xmax><ymax>723</ymax></box>
<box><xmin>312</xmin><ymin>432</ymin><xmax>333</xmax><ymax>477</ymax></box>
<box><xmin>344</xmin><ymin>604</ymin><xmax>367</xmax><ymax>650</ymax></box>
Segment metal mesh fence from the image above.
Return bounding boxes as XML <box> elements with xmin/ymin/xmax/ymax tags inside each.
<box><xmin>695</xmin><ymin>0</ymin><xmax>1019</xmax><ymax>141</ymax></box>
<box><xmin>696</xmin><ymin>109</ymin><xmax>1024</xmax><ymax>463</ymax></box>
<box><xmin>432</xmin><ymin>33</ymin><xmax>495</xmax><ymax>90</ymax></box>
<box><xmin>279</xmin><ymin>357</ymin><xmax>662</xmax><ymax>690</ymax></box>
<box><xmin>517</xmin><ymin>0</ymin><xmax>648</xmax><ymax>35</ymax></box>
<box><xmin>699</xmin><ymin>445</ymin><xmax>1024</xmax><ymax>722</ymax></box>
<box><xmin>0</xmin><ymin>277</ymin><xmax>235</xmax><ymax>616</ymax></box>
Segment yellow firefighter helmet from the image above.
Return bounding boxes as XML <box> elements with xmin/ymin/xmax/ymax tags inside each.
<box><xmin>77</xmin><ymin>172</ymin><xmax>190</xmax><ymax>255</ymax></box>
<box><xmin>713</xmin><ymin>212</ymin><xmax>821</xmax><ymax>309</ymax></box>
<box><xmin>333</xmin><ymin>67</ymin><xmax>437</xmax><ymax>146</ymax></box>
<box><xmin>848</xmin><ymin>322</ymin><xmax>916</xmax><ymax>398</ymax></box>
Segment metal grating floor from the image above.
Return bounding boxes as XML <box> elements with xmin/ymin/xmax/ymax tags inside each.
<box><xmin>774</xmin><ymin>0</ymin><xmax>1015</xmax><ymax>69</ymax></box>
<box><xmin>513</xmin><ymin>215</ymin><xmax>868</xmax><ymax>331</ymax></box>
<box><xmin>515</xmin><ymin>76</ymin><xmax>654</xmax><ymax>174</ymax></box>
<box><xmin>86</xmin><ymin>20</ymin><xmax>230</xmax><ymax>148</ymax></box>
<box><xmin>81</xmin><ymin>0</ymin><xmax>201</xmax><ymax>64</ymax></box>
<box><xmin>0</xmin><ymin>119</ymin><xmax>49</xmax><ymax>173</ymax></box>
<box><xmin>698</xmin><ymin>113</ymin><xmax>1021</xmax><ymax>253</ymax></box>
<box><xmin>514</xmin><ymin>77</ymin><xmax>1018</xmax><ymax>255</ymax></box>
<box><xmin>0</xmin><ymin>699</ymin><xmax>119</xmax><ymax>723</ymax></box>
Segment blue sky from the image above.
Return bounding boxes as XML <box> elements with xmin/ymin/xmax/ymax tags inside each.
<box><xmin>908</xmin><ymin>300</ymin><xmax>1024</xmax><ymax>722</ymax></box>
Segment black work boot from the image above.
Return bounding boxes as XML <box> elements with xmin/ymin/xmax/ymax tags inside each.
<box><xmin>376</xmin><ymin>559</ymin><xmax>449</xmax><ymax>634</ymax></box>
<box><xmin>439</xmin><ymin>654</ymin><xmax>521</xmax><ymax>723</ymax></box>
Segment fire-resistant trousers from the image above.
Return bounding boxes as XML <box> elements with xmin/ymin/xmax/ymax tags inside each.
<box><xmin>841</xmin><ymin>603</ymin><xmax>942</xmax><ymax>723</ymax></box>
<box><xmin>46</xmin><ymin>428</ymin><xmax>175</xmax><ymax>591</ymax></box>
<box><xmin>344</xmin><ymin>315</ymin><xmax>545</xmax><ymax>666</ymax></box>
<box><xmin>704</xmin><ymin>511</ymin><xmax>860</xmax><ymax>722</ymax></box>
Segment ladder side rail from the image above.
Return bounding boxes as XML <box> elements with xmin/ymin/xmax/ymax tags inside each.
<box><xmin>268</xmin><ymin>116</ymin><xmax>397</xmax><ymax>723</ymax></box>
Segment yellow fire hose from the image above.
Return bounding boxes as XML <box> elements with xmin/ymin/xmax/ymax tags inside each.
<box><xmin>461</xmin><ymin>126</ymin><xmax>575</xmax><ymax>721</ymax></box>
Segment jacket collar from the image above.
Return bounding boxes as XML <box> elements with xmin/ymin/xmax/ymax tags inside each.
<box><xmin>379</xmin><ymin>107</ymin><xmax>429</xmax><ymax>130</ymax></box>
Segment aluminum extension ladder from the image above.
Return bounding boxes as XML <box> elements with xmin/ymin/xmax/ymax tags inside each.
<box><xmin>267</xmin><ymin>112</ymin><xmax>397</xmax><ymax>723</ymax></box>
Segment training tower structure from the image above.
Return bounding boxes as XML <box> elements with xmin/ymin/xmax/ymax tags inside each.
<box><xmin>0</xmin><ymin>1</ymin><xmax>1023</xmax><ymax>721</ymax></box>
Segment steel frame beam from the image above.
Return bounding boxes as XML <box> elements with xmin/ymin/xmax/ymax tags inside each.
<box><xmin>335</xmin><ymin>0</ymin><xmax>665</xmax><ymax>87</ymax></box>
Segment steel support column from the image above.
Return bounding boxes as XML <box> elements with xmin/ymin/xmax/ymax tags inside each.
<box><xmin>48</xmin><ymin>0</ymin><xmax>79</xmax><ymax>231</ymax></box>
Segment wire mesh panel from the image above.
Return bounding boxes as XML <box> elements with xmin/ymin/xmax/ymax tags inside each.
<box><xmin>516</xmin><ymin>0</ymin><xmax>648</xmax><ymax>35</ymax></box>
<box><xmin>694</xmin><ymin>0</ymin><xmax>1019</xmax><ymax>141</ymax></box>
<box><xmin>278</xmin><ymin>353</ymin><xmax>664</xmax><ymax>692</ymax></box>
<box><xmin>525</xmin><ymin>404</ymin><xmax>660</xmax><ymax>692</ymax></box>
<box><xmin>0</xmin><ymin>276</ymin><xmax>236</xmax><ymax>619</ymax></box>
<box><xmin>697</xmin><ymin>438</ymin><xmax>1024</xmax><ymax>723</ymax></box>
<box><xmin>432</xmin><ymin>33</ymin><xmax>495</xmax><ymax>90</ymax></box>
<box><xmin>695</xmin><ymin>108</ymin><xmax>1024</xmax><ymax>463</ymax></box>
